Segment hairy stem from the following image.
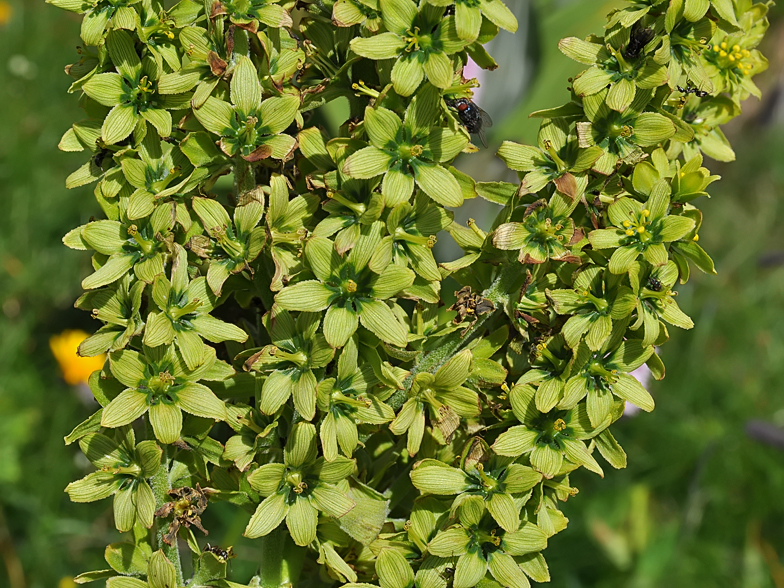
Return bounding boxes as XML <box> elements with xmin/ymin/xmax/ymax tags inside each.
<box><xmin>151</xmin><ymin>445</ymin><xmax>184</xmax><ymax>584</ymax></box>
<box><xmin>258</xmin><ymin>527</ymin><xmax>306</xmax><ymax>588</ymax></box>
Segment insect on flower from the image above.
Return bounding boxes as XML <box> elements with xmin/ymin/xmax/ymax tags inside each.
<box><xmin>446</xmin><ymin>98</ymin><xmax>493</xmax><ymax>148</ymax></box>
<box><xmin>204</xmin><ymin>543</ymin><xmax>236</xmax><ymax>563</ymax></box>
<box><xmin>677</xmin><ymin>81</ymin><xmax>710</xmax><ymax>98</ymax></box>
<box><xmin>624</xmin><ymin>23</ymin><xmax>655</xmax><ymax>59</ymax></box>
<box><xmin>449</xmin><ymin>285</ymin><xmax>496</xmax><ymax>332</ymax></box>
<box><xmin>647</xmin><ymin>276</ymin><xmax>662</xmax><ymax>292</ymax></box>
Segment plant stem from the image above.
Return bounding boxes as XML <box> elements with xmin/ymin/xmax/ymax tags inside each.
<box><xmin>389</xmin><ymin>259</ymin><xmax>524</xmax><ymax>411</ymax></box>
<box><xmin>151</xmin><ymin>445</ymin><xmax>184</xmax><ymax>585</ymax></box>
<box><xmin>257</xmin><ymin>527</ymin><xmax>306</xmax><ymax>588</ymax></box>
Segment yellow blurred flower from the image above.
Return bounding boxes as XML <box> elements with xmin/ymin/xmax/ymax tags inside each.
<box><xmin>0</xmin><ymin>1</ymin><xmax>12</xmax><ymax>26</ymax></box>
<box><xmin>59</xmin><ymin>578</ymin><xmax>77</xmax><ymax>588</ymax></box>
<box><xmin>49</xmin><ymin>330</ymin><xmax>105</xmax><ymax>386</ymax></box>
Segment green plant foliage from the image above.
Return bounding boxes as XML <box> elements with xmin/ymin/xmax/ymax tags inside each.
<box><xmin>47</xmin><ymin>0</ymin><xmax>772</xmax><ymax>585</ymax></box>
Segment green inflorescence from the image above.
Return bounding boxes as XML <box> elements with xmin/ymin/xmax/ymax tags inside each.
<box><xmin>50</xmin><ymin>0</ymin><xmax>771</xmax><ymax>585</ymax></box>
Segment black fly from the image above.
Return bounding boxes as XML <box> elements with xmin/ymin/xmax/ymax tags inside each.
<box><xmin>624</xmin><ymin>23</ymin><xmax>655</xmax><ymax>59</ymax></box>
<box><xmin>92</xmin><ymin>148</ymin><xmax>111</xmax><ymax>171</ymax></box>
<box><xmin>647</xmin><ymin>276</ymin><xmax>662</xmax><ymax>292</ymax></box>
<box><xmin>446</xmin><ymin>98</ymin><xmax>493</xmax><ymax>148</ymax></box>
<box><xmin>677</xmin><ymin>80</ymin><xmax>710</xmax><ymax>98</ymax></box>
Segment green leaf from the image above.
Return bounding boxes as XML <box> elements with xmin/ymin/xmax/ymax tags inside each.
<box><xmin>380</xmin><ymin>0</ymin><xmax>418</xmax><ymax>33</ymax></box>
<box><xmin>66</xmin><ymin>471</ymin><xmax>122</xmax><ymax>502</ymax></box>
<box><xmin>370</xmin><ymin>265</ymin><xmax>416</xmax><ymax>299</ymax></box>
<box><xmin>434</xmin><ymin>348</ymin><xmax>472</xmax><ymax>389</ymax></box>
<box><xmin>83</xmin><ymin>73</ymin><xmax>124</xmax><ymax>107</ymax></box>
<box><xmin>659</xmin><ymin>215</ymin><xmax>696</xmax><ymax>241</ymax></box>
<box><xmin>423</xmin><ymin>51</ymin><xmax>453</xmax><ymax>89</ymax></box>
<box><xmin>100</xmin><ymin>389</ymin><xmax>149</xmax><ymax>428</ymax></box>
<box><xmin>359</xmin><ymin>300</ymin><xmax>408</xmax><ymax>347</ymax></box>
<box><xmin>594</xmin><ymin>429</ymin><xmax>627</xmax><ymax>469</ymax></box>
<box><xmin>412</xmin><ymin>161</ymin><xmax>463</xmax><ymax>207</ymax></box>
<box><xmin>248</xmin><ymin>463</ymin><xmax>286</xmax><ymax>496</ymax></box>
<box><xmin>80</xmin><ymin>8</ymin><xmax>110</xmax><ymax>46</ymax></box>
<box><xmin>324</xmin><ymin>305</ymin><xmax>359</xmax><ymax>348</ymax></box>
<box><xmin>194</xmin><ymin>97</ymin><xmax>234</xmax><ymax>136</ymax></box>
<box><xmin>343</xmin><ymin>147</ymin><xmax>395</xmax><ymax>179</ymax></box>
<box><xmin>102</xmin><ymin>105</ymin><xmax>137</xmax><ymax>145</ymax></box>
<box><xmin>351</xmin><ymin>33</ymin><xmax>406</xmax><ymax>59</ymax></box>
<box><xmin>487</xmin><ymin>552</ymin><xmax>530</xmax><ymax>588</ymax></box>
<box><xmin>231</xmin><ymin>56</ymin><xmax>262</xmax><ymax>116</ymax></box>
<box><xmin>529</xmin><ymin>444</ymin><xmax>563</xmax><ymax>478</ymax></box>
<box><xmin>287</xmin><ymin>497</ymin><xmax>319</xmax><ymax>546</ymax></box>
<box><xmin>191</xmin><ymin>315</ymin><xmax>248</xmax><ymax>343</ymax></box>
<box><xmin>410</xmin><ymin>463</ymin><xmax>470</xmax><ymax>494</ymax></box>
<box><xmin>455</xmin><ymin>3</ymin><xmax>481</xmax><ymax>42</ymax></box>
<box><xmin>558</xmin><ymin>37</ymin><xmax>604</xmax><ymax>64</ymax></box>
<box><xmin>260</xmin><ymin>95</ymin><xmax>300</xmax><ymax>135</ymax></box>
<box><xmin>487</xmin><ymin>492</ymin><xmax>520</xmax><ymax>532</ymax></box>
<box><xmin>497</xmin><ymin>142</ymin><xmax>541</xmax><ymax>171</ymax></box>
<box><xmin>633</xmin><ymin>113</ymin><xmax>676</xmax><ymax>146</ymax></box>
<box><xmin>479</xmin><ymin>0</ymin><xmax>518</xmax><ymax>32</ymax></box>
<box><xmin>148</xmin><ymin>551</ymin><xmax>177</xmax><ymax>588</ymax></box>
<box><xmin>428</xmin><ymin>527</ymin><xmax>470</xmax><ymax>557</ymax></box>
<box><xmin>177</xmin><ymin>383</ymin><xmax>227</xmax><ymax>420</ymax></box>
<box><xmin>106</xmin><ymin>578</ymin><xmax>148</xmax><ymax>588</ymax></box>
<box><xmin>560</xmin><ymin>437</ymin><xmax>603</xmax><ymax>476</ymax></box>
<box><xmin>607</xmin><ymin>77</ymin><xmax>636</xmax><ymax>112</ymax></box>
<box><xmin>81</xmin><ymin>220</ymin><xmax>127</xmax><ymax>255</ymax></box>
<box><xmin>392</xmin><ymin>55</ymin><xmax>425</xmax><ymax>97</ymax></box>
<box><xmin>492</xmin><ymin>426</ymin><xmax>538</xmax><ymax>457</ymax></box>
<box><xmin>382</xmin><ymin>167</ymin><xmax>415</xmax><ymax>207</ymax></box>
<box><xmin>365</xmin><ymin>107</ymin><xmax>402</xmax><ymax>149</ymax></box>
<box><xmin>106</xmin><ymin>30</ymin><xmax>141</xmax><ymax>80</ymax></box>
<box><xmin>454</xmin><ymin>549</ymin><xmax>487</xmax><ymax>588</ymax></box>
<box><xmin>140</xmin><ymin>109</ymin><xmax>172</xmax><ymax>138</ymax></box>
<box><xmin>377</xmin><ymin>548</ymin><xmax>415</xmax><ymax>588</ymax></box>
<box><xmin>502</xmin><ymin>523</ymin><xmax>548</xmax><ymax>555</ymax></box>
<box><xmin>311</xmin><ymin>484</ymin><xmax>356</xmax><ymax>518</ymax></box>
<box><xmin>244</xmin><ymin>492</ymin><xmax>289</xmax><ymax>538</ymax></box>
<box><xmin>149</xmin><ymin>402</ymin><xmax>183</xmax><ymax>444</ymax></box>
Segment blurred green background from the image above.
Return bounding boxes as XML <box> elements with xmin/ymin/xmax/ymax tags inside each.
<box><xmin>1</xmin><ymin>0</ymin><xmax>784</xmax><ymax>587</ymax></box>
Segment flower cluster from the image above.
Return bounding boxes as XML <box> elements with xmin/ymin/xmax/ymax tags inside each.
<box><xmin>50</xmin><ymin>0</ymin><xmax>769</xmax><ymax>585</ymax></box>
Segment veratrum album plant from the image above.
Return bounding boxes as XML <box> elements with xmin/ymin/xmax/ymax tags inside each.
<box><xmin>50</xmin><ymin>0</ymin><xmax>770</xmax><ymax>585</ymax></box>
